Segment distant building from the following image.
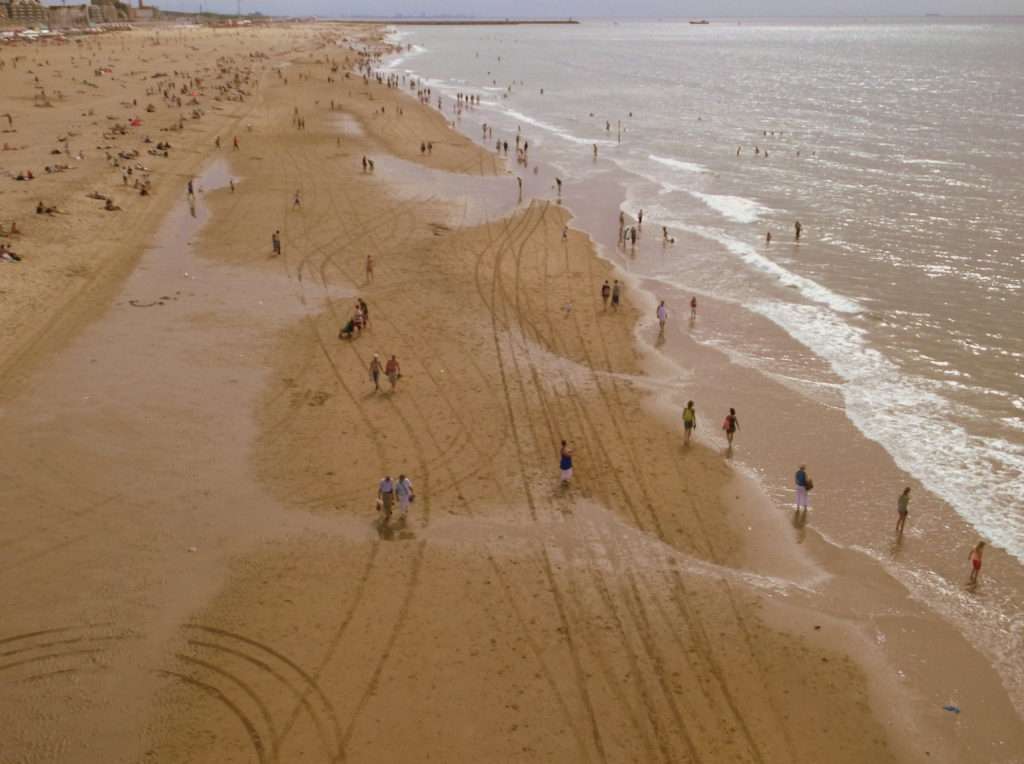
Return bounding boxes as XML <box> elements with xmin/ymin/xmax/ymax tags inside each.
<box><xmin>2</xmin><ymin>0</ymin><xmax>49</xmax><ymax>25</ymax></box>
<box><xmin>47</xmin><ymin>3</ymin><xmax>91</xmax><ymax>27</ymax></box>
<box><xmin>86</xmin><ymin>0</ymin><xmax>126</xmax><ymax>23</ymax></box>
<box><xmin>129</xmin><ymin>0</ymin><xmax>157</xmax><ymax>21</ymax></box>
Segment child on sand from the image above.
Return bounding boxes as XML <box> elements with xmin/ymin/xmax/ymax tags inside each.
<box><xmin>968</xmin><ymin>541</ymin><xmax>985</xmax><ymax>585</ymax></box>
<box><xmin>559</xmin><ymin>441</ymin><xmax>573</xmax><ymax>486</ymax></box>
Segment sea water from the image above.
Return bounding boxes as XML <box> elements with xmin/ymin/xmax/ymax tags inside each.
<box><xmin>384</xmin><ymin>17</ymin><xmax>1024</xmax><ymax>709</ymax></box>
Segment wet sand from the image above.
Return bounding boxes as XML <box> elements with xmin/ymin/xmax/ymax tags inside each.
<box><xmin>0</xmin><ymin>23</ymin><xmax>1019</xmax><ymax>763</ymax></box>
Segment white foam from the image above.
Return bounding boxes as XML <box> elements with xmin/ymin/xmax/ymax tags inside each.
<box><xmin>689</xmin><ymin>191</ymin><xmax>772</xmax><ymax>224</ymax></box>
<box><xmin>649</xmin><ymin>153</ymin><xmax>709</xmax><ymax>174</ymax></box>
<box><xmin>754</xmin><ymin>300</ymin><xmax>1024</xmax><ymax>563</ymax></box>
<box><xmin>501</xmin><ymin>108</ymin><xmax>618</xmax><ymax>148</ymax></box>
<box><xmin>683</xmin><ymin>225</ymin><xmax>863</xmax><ymax>314</ymax></box>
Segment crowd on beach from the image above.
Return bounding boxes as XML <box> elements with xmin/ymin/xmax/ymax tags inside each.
<box><xmin>4</xmin><ymin>29</ymin><xmax>987</xmax><ymax>583</ymax></box>
<box><xmin>338</xmin><ymin>45</ymin><xmax>993</xmax><ymax>583</ymax></box>
<box><xmin>1</xmin><ymin>37</ymin><xmax>258</xmax><ymax>266</ymax></box>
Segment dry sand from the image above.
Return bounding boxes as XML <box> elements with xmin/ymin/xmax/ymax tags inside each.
<box><xmin>0</xmin><ymin>23</ymin><xmax>1018</xmax><ymax>764</ymax></box>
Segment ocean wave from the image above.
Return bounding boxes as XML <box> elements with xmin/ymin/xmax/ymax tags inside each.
<box><xmin>649</xmin><ymin>154</ymin><xmax>709</xmax><ymax>174</ymax></box>
<box><xmin>682</xmin><ymin>225</ymin><xmax>862</xmax><ymax>314</ymax></box>
<box><xmin>755</xmin><ymin>300</ymin><xmax>1024</xmax><ymax>563</ymax></box>
<box><xmin>689</xmin><ymin>191</ymin><xmax>772</xmax><ymax>224</ymax></box>
<box><xmin>501</xmin><ymin>108</ymin><xmax>618</xmax><ymax>148</ymax></box>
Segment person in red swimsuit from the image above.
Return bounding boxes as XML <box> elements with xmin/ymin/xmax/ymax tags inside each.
<box><xmin>968</xmin><ymin>541</ymin><xmax>986</xmax><ymax>586</ymax></box>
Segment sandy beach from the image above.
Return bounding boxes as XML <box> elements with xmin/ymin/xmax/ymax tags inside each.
<box><xmin>1</xmin><ymin>22</ymin><xmax>1021</xmax><ymax>763</ymax></box>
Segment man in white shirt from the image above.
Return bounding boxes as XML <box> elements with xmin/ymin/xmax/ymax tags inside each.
<box><xmin>395</xmin><ymin>474</ymin><xmax>414</xmax><ymax>519</ymax></box>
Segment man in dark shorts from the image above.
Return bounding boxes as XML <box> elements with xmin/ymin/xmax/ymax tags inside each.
<box><xmin>601</xmin><ymin>280</ymin><xmax>611</xmax><ymax>310</ymax></box>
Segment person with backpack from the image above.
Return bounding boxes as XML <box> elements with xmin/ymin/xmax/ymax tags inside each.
<box><xmin>795</xmin><ymin>464</ymin><xmax>812</xmax><ymax>513</ymax></box>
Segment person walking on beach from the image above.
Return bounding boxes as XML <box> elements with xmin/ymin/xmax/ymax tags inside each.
<box><xmin>968</xmin><ymin>541</ymin><xmax>985</xmax><ymax>585</ymax></box>
<box><xmin>690</xmin><ymin>296</ymin><xmax>698</xmax><ymax>320</ymax></box>
<box><xmin>396</xmin><ymin>474</ymin><xmax>415</xmax><ymax>520</ymax></box>
<box><xmin>765</xmin><ymin>231</ymin><xmax>772</xmax><ymax>246</ymax></box>
<box><xmin>682</xmin><ymin>400</ymin><xmax>697</xmax><ymax>445</ymax></box>
<box><xmin>637</xmin><ymin>209</ymin><xmax>644</xmax><ymax>229</ymax></box>
<box><xmin>385</xmin><ymin>354</ymin><xmax>401</xmax><ymax>392</ymax></box>
<box><xmin>365</xmin><ymin>254</ymin><xmax>374</xmax><ymax>283</ymax></box>
<box><xmin>657</xmin><ymin>300</ymin><xmax>668</xmax><ymax>334</ymax></box>
<box><xmin>601</xmin><ymin>280</ymin><xmax>611</xmax><ymax>310</ymax></box>
<box><xmin>722</xmin><ymin>408</ymin><xmax>739</xmax><ymax>448</ymax></box>
<box><xmin>516</xmin><ymin>176</ymin><xmax>523</xmax><ymax>197</ymax></box>
<box><xmin>795</xmin><ymin>465</ymin><xmax>811</xmax><ymax>513</ymax></box>
<box><xmin>896</xmin><ymin>486</ymin><xmax>910</xmax><ymax>537</ymax></box>
<box><xmin>369</xmin><ymin>354</ymin><xmax>383</xmax><ymax>392</ymax></box>
<box><xmin>559</xmin><ymin>440</ymin><xmax>574</xmax><ymax>486</ymax></box>
<box><xmin>377</xmin><ymin>475</ymin><xmax>395</xmax><ymax>523</ymax></box>
<box><xmin>611</xmin><ymin>280</ymin><xmax>621</xmax><ymax>311</ymax></box>
<box><xmin>794</xmin><ymin>220</ymin><xmax>803</xmax><ymax>241</ymax></box>
<box><xmin>233</xmin><ymin>136</ymin><xmax>239</xmax><ymax>151</ymax></box>
<box><xmin>293</xmin><ymin>189</ymin><xmax>302</xmax><ymax>209</ymax></box>
<box><xmin>618</xmin><ymin>211</ymin><xmax>625</xmax><ymax>242</ymax></box>
<box><xmin>555</xmin><ymin>177</ymin><xmax>562</xmax><ymax>198</ymax></box>
<box><xmin>629</xmin><ymin>227</ymin><xmax>638</xmax><ymax>249</ymax></box>
<box><xmin>271</xmin><ymin>230</ymin><xmax>281</xmax><ymax>256</ymax></box>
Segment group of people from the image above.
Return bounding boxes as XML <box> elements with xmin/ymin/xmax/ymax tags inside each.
<box><xmin>339</xmin><ymin>298</ymin><xmax>370</xmax><ymax>340</ymax></box>
<box><xmin>368</xmin><ymin>353</ymin><xmax>401</xmax><ymax>393</ymax></box>
<box><xmin>377</xmin><ymin>473</ymin><xmax>415</xmax><ymax>525</ymax></box>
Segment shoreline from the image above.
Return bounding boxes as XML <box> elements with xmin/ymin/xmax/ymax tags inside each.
<box><xmin>382</xmin><ymin>32</ymin><xmax>1024</xmax><ymax>752</ymax></box>
<box><xmin>0</xmin><ymin>21</ymin><xmax>1019</xmax><ymax>761</ymax></box>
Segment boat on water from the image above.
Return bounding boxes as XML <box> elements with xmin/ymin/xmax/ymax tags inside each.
<box><xmin>689</xmin><ymin>19</ymin><xmax>710</xmax><ymax>25</ymax></box>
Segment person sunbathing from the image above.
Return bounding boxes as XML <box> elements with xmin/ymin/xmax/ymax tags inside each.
<box><xmin>0</xmin><ymin>243</ymin><xmax>22</xmax><ymax>262</ymax></box>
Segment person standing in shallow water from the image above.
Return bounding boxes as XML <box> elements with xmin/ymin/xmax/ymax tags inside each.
<box><xmin>795</xmin><ymin>465</ymin><xmax>811</xmax><ymax>513</ymax></box>
<box><xmin>722</xmin><ymin>408</ymin><xmax>739</xmax><ymax>448</ymax></box>
<box><xmin>794</xmin><ymin>220</ymin><xmax>803</xmax><ymax>241</ymax></box>
<box><xmin>896</xmin><ymin>487</ymin><xmax>910</xmax><ymax>537</ymax></box>
<box><xmin>657</xmin><ymin>300</ymin><xmax>668</xmax><ymax>334</ymax></box>
<box><xmin>968</xmin><ymin>541</ymin><xmax>985</xmax><ymax>585</ymax></box>
<box><xmin>611</xmin><ymin>280</ymin><xmax>621</xmax><ymax>311</ymax></box>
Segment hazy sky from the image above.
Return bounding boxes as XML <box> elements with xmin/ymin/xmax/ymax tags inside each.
<box><xmin>182</xmin><ymin>0</ymin><xmax>1024</xmax><ymax>17</ymax></box>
